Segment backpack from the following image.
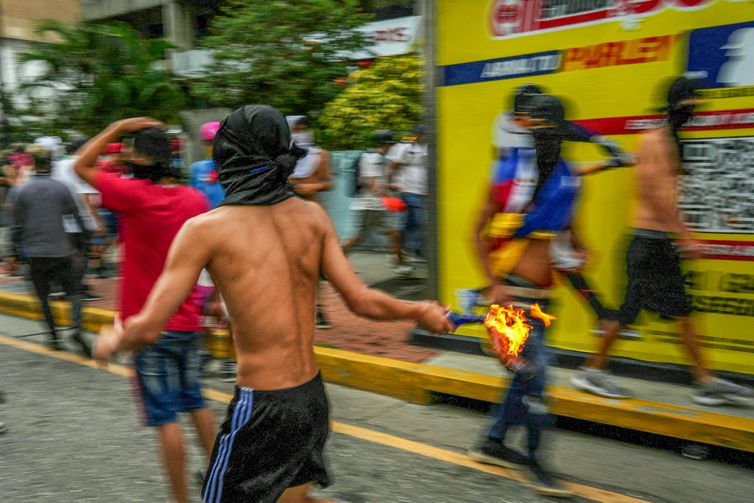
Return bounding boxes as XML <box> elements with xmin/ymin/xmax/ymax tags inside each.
<box><xmin>348</xmin><ymin>151</ymin><xmax>364</xmax><ymax>198</ymax></box>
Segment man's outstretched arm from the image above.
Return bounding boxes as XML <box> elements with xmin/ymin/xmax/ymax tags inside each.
<box><xmin>95</xmin><ymin>218</ymin><xmax>212</xmax><ymax>360</ymax></box>
<box><xmin>320</xmin><ymin>209</ymin><xmax>453</xmax><ymax>333</ymax></box>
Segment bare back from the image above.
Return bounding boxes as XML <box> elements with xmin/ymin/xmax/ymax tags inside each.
<box><xmin>632</xmin><ymin>127</ymin><xmax>685</xmax><ymax>234</ymax></box>
<box><xmin>200</xmin><ymin>198</ymin><xmax>327</xmax><ymax>390</ymax></box>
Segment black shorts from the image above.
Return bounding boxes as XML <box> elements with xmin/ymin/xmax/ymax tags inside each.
<box><xmin>202</xmin><ymin>373</ymin><xmax>330</xmax><ymax>503</ymax></box>
<box><xmin>617</xmin><ymin>229</ymin><xmax>692</xmax><ymax>325</ymax></box>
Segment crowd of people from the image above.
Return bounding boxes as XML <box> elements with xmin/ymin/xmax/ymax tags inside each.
<box><xmin>0</xmin><ymin>112</ymin><xmax>430</xmax><ymax>502</ymax></box>
<box><xmin>2</xmin><ymin>75</ymin><xmax>753</xmax><ymax>502</ymax></box>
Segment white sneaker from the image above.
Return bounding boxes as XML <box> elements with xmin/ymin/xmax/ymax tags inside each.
<box><xmin>394</xmin><ymin>265</ymin><xmax>415</xmax><ymax>276</ymax></box>
<box><xmin>571</xmin><ymin>367</ymin><xmax>631</xmax><ymax>399</ymax></box>
<box><xmin>692</xmin><ymin>377</ymin><xmax>754</xmax><ymax>406</ymax></box>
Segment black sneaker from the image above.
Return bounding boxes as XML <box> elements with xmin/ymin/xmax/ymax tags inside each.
<box><xmin>71</xmin><ymin>332</ymin><xmax>92</xmax><ymax>358</ymax></box>
<box><xmin>467</xmin><ymin>438</ymin><xmax>528</xmax><ymax>469</ymax></box>
<box><xmin>315</xmin><ymin>309</ymin><xmax>333</xmax><ymax>329</ymax></box>
<box><xmin>524</xmin><ymin>460</ymin><xmax>573</xmax><ymax>498</ymax></box>
<box><xmin>47</xmin><ymin>339</ymin><xmax>63</xmax><ymax>351</ymax></box>
<box><xmin>48</xmin><ymin>291</ymin><xmax>66</xmax><ymax>300</ymax></box>
<box><xmin>82</xmin><ymin>292</ymin><xmax>103</xmax><ymax>302</ymax></box>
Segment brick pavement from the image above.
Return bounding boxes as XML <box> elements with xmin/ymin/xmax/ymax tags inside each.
<box><xmin>0</xmin><ymin>265</ymin><xmax>437</xmax><ymax>363</ymax></box>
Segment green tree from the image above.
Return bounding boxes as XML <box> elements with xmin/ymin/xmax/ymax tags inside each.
<box><xmin>19</xmin><ymin>20</ymin><xmax>186</xmax><ymax>136</ymax></box>
<box><xmin>193</xmin><ymin>0</ymin><xmax>372</xmax><ymax>115</ymax></box>
<box><xmin>318</xmin><ymin>52</ymin><xmax>422</xmax><ymax>150</ymax></box>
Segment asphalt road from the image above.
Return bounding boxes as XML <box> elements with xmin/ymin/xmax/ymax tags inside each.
<box><xmin>1</xmin><ymin>314</ymin><xmax>752</xmax><ymax>503</ymax></box>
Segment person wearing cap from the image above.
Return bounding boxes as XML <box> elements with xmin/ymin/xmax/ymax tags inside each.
<box><xmin>191</xmin><ymin>122</ymin><xmax>225</xmax><ymax>210</ymax></box>
<box><xmin>343</xmin><ymin>129</ymin><xmax>409</xmax><ymax>274</ymax></box>
<box><xmin>91</xmin><ymin>105</ymin><xmax>452</xmax><ymax>502</ymax></box>
<box><xmin>572</xmin><ymin>76</ymin><xmax>754</xmax><ymax>406</ymax></box>
<box><xmin>74</xmin><ymin>118</ymin><xmax>217</xmax><ymax>503</ymax></box>
<box><xmin>11</xmin><ymin>144</ymin><xmax>90</xmax><ymax>355</ymax></box>
<box><xmin>391</xmin><ymin>125</ymin><xmax>428</xmax><ymax>265</ymax></box>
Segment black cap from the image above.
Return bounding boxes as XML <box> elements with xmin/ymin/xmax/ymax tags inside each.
<box><xmin>373</xmin><ymin>129</ymin><xmax>396</xmax><ymax>145</ymax></box>
<box><xmin>527</xmin><ymin>94</ymin><xmax>566</xmax><ymax>125</ymax></box>
<box><xmin>667</xmin><ymin>76</ymin><xmax>700</xmax><ymax>110</ymax></box>
<box><xmin>512</xmin><ymin>84</ymin><xmax>543</xmax><ymax>114</ymax></box>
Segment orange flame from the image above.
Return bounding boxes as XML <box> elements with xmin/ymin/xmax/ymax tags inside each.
<box><xmin>483</xmin><ymin>304</ymin><xmax>556</xmax><ymax>358</ymax></box>
<box><xmin>483</xmin><ymin>304</ymin><xmax>532</xmax><ymax>358</ymax></box>
<box><xmin>530</xmin><ymin>303</ymin><xmax>556</xmax><ymax>327</ymax></box>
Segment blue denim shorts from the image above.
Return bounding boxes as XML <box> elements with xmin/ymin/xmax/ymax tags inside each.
<box><xmin>133</xmin><ymin>331</ymin><xmax>206</xmax><ymax>426</ymax></box>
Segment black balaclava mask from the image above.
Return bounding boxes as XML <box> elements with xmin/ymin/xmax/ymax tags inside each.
<box><xmin>214</xmin><ymin>105</ymin><xmax>306</xmax><ymax>206</ymax></box>
<box><xmin>527</xmin><ymin>94</ymin><xmax>568</xmax><ymax>203</ymax></box>
<box><xmin>666</xmin><ymin>76</ymin><xmax>700</xmax><ymax>161</ymax></box>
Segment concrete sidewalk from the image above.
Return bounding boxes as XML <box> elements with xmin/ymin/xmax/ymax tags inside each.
<box><xmin>2</xmin><ymin>254</ymin><xmax>754</xmax><ymax>454</ymax></box>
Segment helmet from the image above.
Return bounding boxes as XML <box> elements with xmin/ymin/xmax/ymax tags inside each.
<box><xmin>527</xmin><ymin>94</ymin><xmax>566</xmax><ymax>125</ymax></box>
<box><xmin>200</xmin><ymin>121</ymin><xmax>221</xmax><ymax>141</ymax></box>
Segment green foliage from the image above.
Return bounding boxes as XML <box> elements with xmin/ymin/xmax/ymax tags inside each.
<box><xmin>19</xmin><ymin>20</ymin><xmax>186</xmax><ymax>136</ymax></box>
<box><xmin>318</xmin><ymin>52</ymin><xmax>422</xmax><ymax>150</ymax></box>
<box><xmin>192</xmin><ymin>0</ymin><xmax>372</xmax><ymax>115</ymax></box>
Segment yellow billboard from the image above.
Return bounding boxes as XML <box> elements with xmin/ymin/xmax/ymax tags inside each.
<box><xmin>436</xmin><ymin>0</ymin><xmax>754</xmax><ymax>374</ymax></box>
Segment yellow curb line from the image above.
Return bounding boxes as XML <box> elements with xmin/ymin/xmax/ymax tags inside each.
<box><xmin>2</xmin><ymin>291</ymin><xmax>754</xmax><ymax>453</ymax></box>
<box><xmin>0</xmin><ymin>333</ymin><xmax>647</xmax><ymax>503</ymax></box>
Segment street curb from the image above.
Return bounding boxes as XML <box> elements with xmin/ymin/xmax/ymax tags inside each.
<box><xmin>1</xmin><ymin>291</ymin><xmax>753</xmax><ymax>453</ymax></box>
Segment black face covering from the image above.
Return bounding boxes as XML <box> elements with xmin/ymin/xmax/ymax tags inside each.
<box><xmin>665</xmin><ymin>76</ymin><xmax>699</xmax><ymax>165</ymax></box>
<box><xmin>531</xmin><ymin>128</ymin><xmax>563</xmax><ymax>204</ymax></box>
<box><xmin>214</xmin><ymin>105</ymin><xmax>307</xmax><ymax>206</ymax></box>
<box><xmin>128</xmin><ymin>161</ymin><xmax>169</xmax><ymax>182</ymax></box>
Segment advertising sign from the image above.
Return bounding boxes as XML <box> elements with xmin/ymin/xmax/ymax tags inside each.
<box><xmin>436</xmin><ymin>0</ymin><xmax>754</xmax><ymax>374</ymax></box>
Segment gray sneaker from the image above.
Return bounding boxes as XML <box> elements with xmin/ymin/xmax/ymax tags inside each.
<box><xmin>571</xmin><ymin>367</ymin><xmax>631</xmax><ymax>399</ymax></box>
<box><xmin>692</xmin><ymin>377</ymin><xmax>754</xmax><ymax>406</ymax></box>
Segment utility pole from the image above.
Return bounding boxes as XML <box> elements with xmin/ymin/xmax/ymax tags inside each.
<box><xmin>0</xmin><ymin>0</ymin><xmax>12</xmax><ymax>148</ymax></box>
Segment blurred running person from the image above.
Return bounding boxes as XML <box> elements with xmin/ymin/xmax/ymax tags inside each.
<box><xmin>392</xmin><ymin>125</ymin><xmax>427</xmax><ymax>263</ymax></box>
<box><xmin>486</xmin><ymin>84</ymin><xmax>631</xmax><ymax>325</ymax></box>
<box><xmin>94</xmin><ymin>105</ymin><xmax>453</xmax><ymax>503</ymax></box>
<box><xmin>191</xmin><ymin>122</ymin><xmax>235</xmax><ymax>377</ymax></box>
<box><xmin>571</xmin><ymin>76</ymin><xmax>754</xmax><ymax>406</ymax></box>
<box><xmin>12</xmin><ymin>145</ymin><xmax>90</xmax><ymax>355</ymax></box>
<box><xmin>75</xmin><ymin>119</ymin><xmax>217</xmax><ymax>503</ymax></box>
<box><xmin>470</xmin><ymin>93</ymin><xmax>628</xmax><ymax>497</ymax></box>
<box><xmin>288</xmin><ymin>116</ymin><xmax>336</xmax><ymax>327</ymax></box>
<box><xmin>343</xmin><ymin>130</ymin><xmax>409</xmax><ymax>274</ymax></box>
<box><xmin>191</xmin><ymin>122</ymin><xmax>225</xmax><ymax>210</ymax></box>
<box><xmin>53</xmin><ymin>137</ymin><xmax>103</xmax><ymax>301</ymax></box>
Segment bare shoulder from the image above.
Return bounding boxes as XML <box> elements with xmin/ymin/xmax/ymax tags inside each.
<box><xmin>285</xmin><ymin>197</ymin><xmax>331</xmax><ymax>226</ymax></box>
<box><xmin>181</xmin><ymin>209</ymin><xmax>226</xmax><ymax>239</ymax></box>
<box><xmin>639</xmin><ymin>128</ymin><xmax>664</xmax><ymax>150</ymax></box>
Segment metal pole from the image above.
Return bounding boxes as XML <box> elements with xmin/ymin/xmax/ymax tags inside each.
<box><xmin>421</xmin><ymin>0</ymin><xmax>439</xmax><ymax>300</ymax></box>
<box><xmin>0</xmin><ymin>0</ymin><xmax>9</xmax><ymax>148</ymax></box>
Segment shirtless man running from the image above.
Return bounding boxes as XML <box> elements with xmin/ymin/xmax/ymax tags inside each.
<box><xmin>95</xmin><ymin>105</ymin><xmax>453</xmax><ymax>503</ymax></box>
<box><xmin>571</xmin><ymin>76</ymin><xmax>754</xmax><ymax>405</ymax></box>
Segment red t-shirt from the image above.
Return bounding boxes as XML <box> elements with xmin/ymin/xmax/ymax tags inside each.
<box><xmin>95</xmin><ymin>172</ymin><xmax>209</xmax><ymax>332</ymax></box>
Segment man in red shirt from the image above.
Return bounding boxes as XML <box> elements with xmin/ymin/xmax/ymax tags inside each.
<box><xmin>75</xmin><ymin>118</ymin><xmax>216</xmax><ymax>503</ymax></box>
